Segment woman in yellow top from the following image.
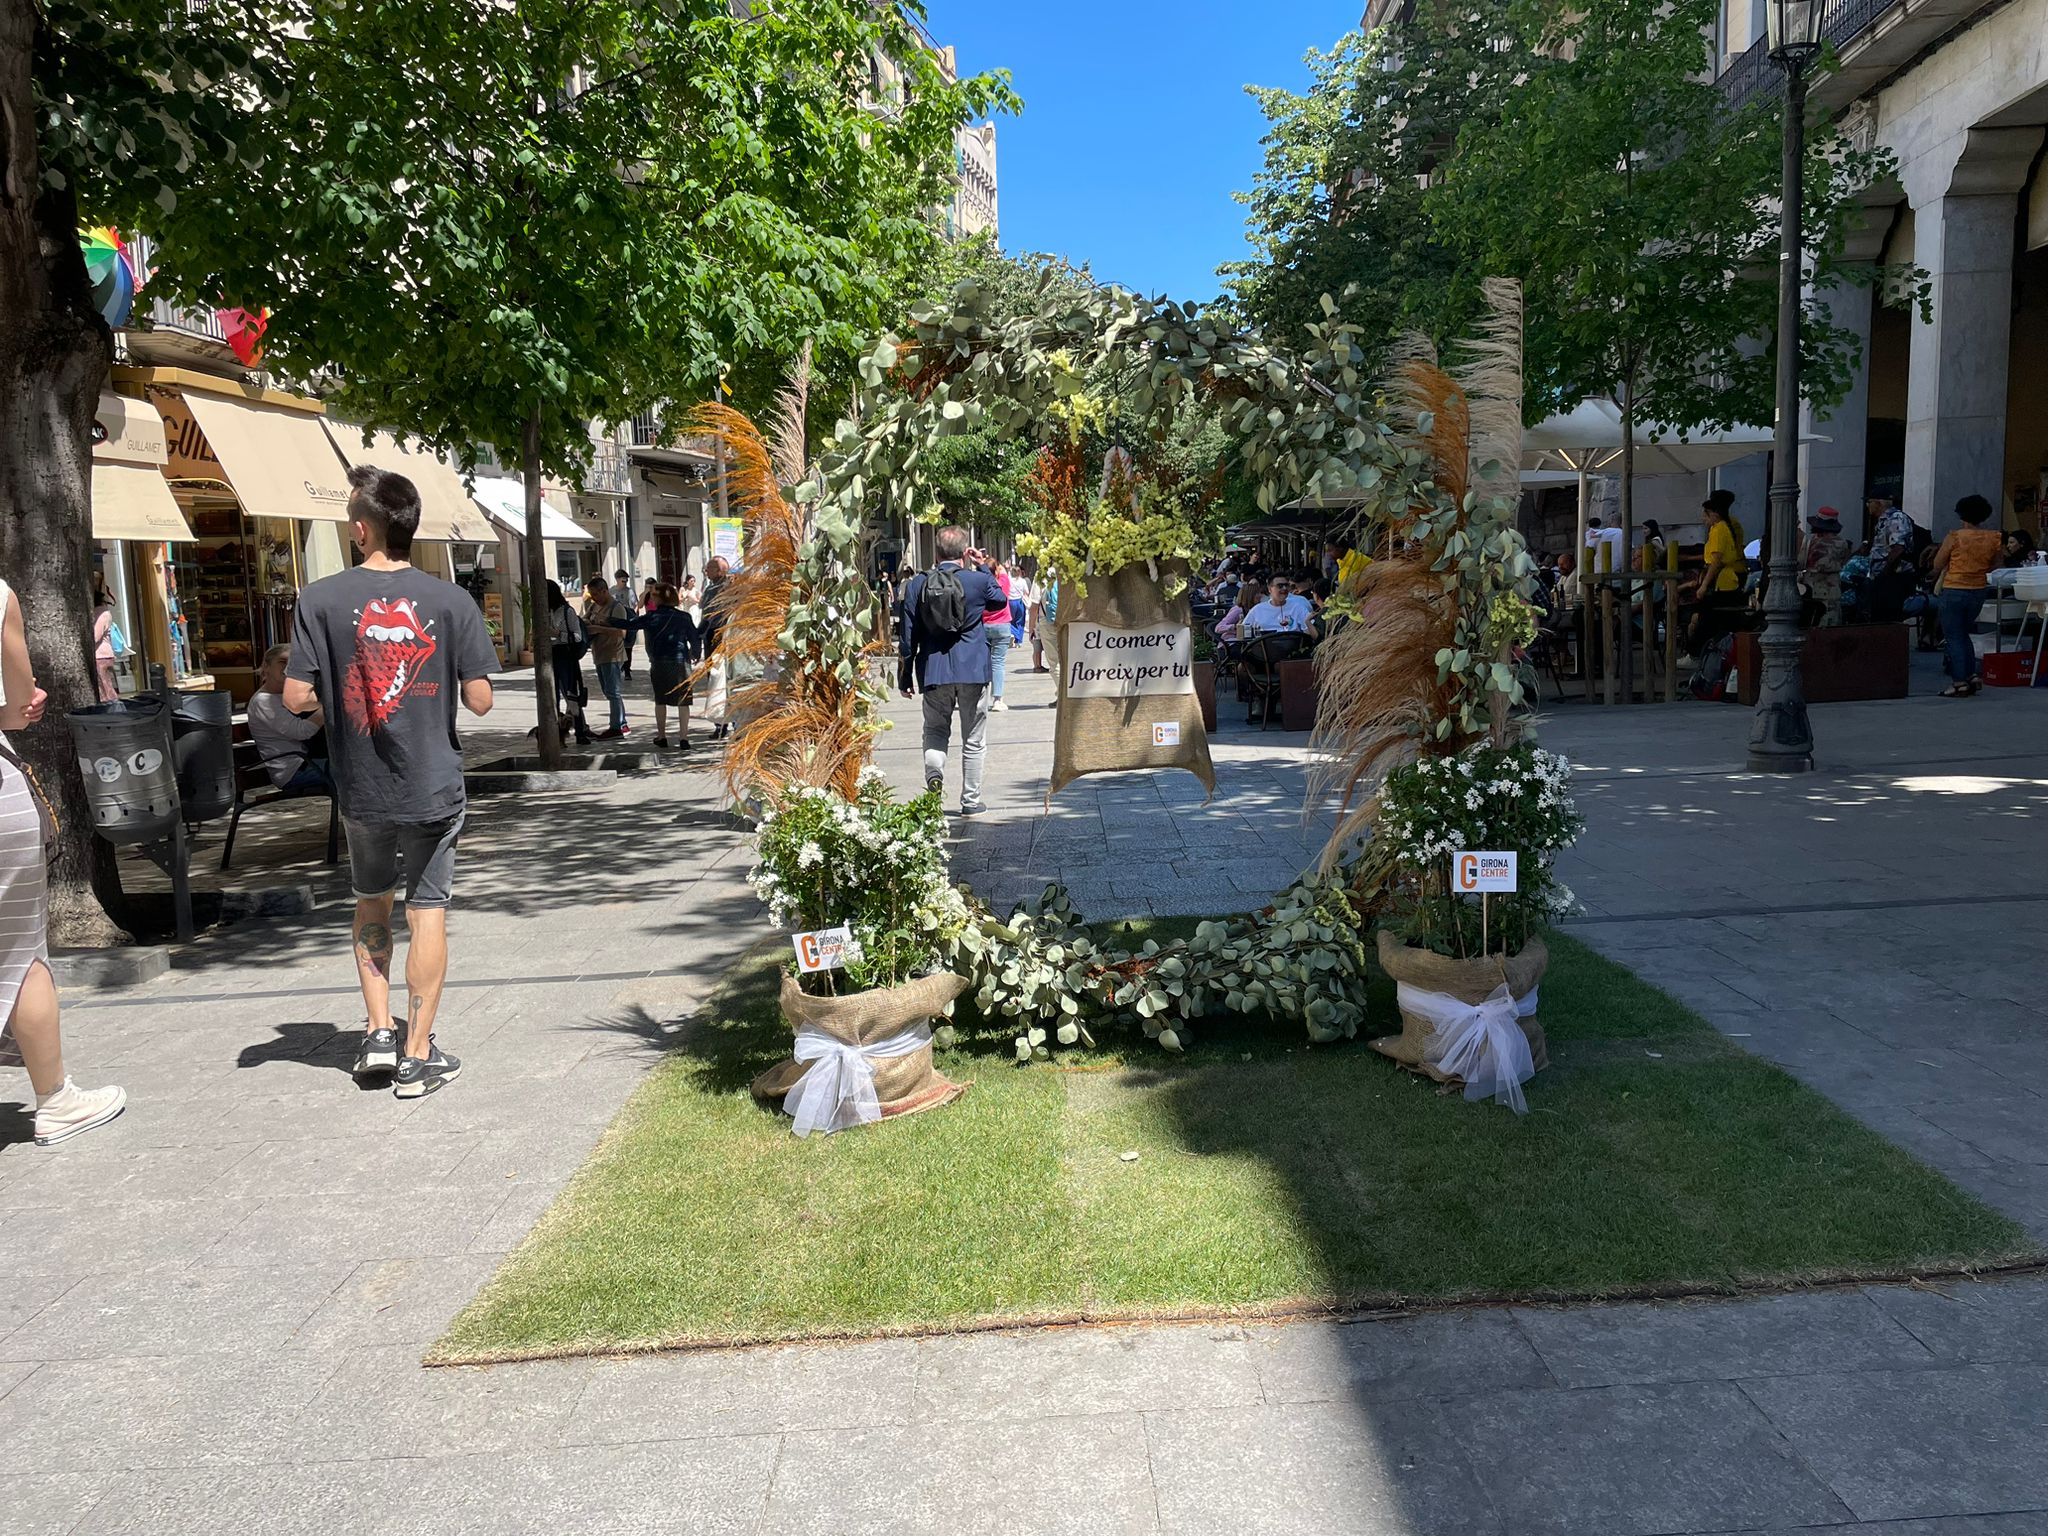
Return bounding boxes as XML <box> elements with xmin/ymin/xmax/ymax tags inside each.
<box><xmin>1931</xmin><ymin>493</ymin><xmax>2003</xmax><ymax>696</ymax></box>
<box><xmin>1683</xmin><ymin>490</ymin><xmax>1748</xmax><ymax>655</ymax></box>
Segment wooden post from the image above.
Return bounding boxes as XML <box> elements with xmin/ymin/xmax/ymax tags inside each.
<box><xmin>1599</xmin><ymin>541</ymin><xmax>1616</xmax><ymax>706</ymax></box>
<box><xmin>1664</xmin><ymin>544</ymin><xmax>1680</xmax><ymax>703</ymax></box>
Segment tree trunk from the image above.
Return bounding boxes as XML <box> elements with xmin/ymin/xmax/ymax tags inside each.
<box><xmin>521</xmin><ymin>407</ymin><xmax>562</xmax><ymax>769</ymax></box>
<box><xmin>0</xmin><ymin>0</ymin><xmax>128</xmax><ymax>947</ymax></box>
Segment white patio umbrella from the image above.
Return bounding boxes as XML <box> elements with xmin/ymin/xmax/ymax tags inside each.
<box><xmin>1521</xmin><ymin>400</ymin><xmax>1822</xmax><ymax>562</ymax></box>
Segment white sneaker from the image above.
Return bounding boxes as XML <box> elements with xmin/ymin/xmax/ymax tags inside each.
<box><xmin>33</xmin><ymin>1079</ymin><xmax>127</xmax><ymax>1147</ymax></box>
<box><xmin>991</xmin><ymin>700</ymin><xmax>1009</xmax><ymax>712</ymax></box>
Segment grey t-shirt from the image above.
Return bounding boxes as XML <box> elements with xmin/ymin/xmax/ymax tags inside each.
<box><xmin>286</xmin><ymin>565</ymin><xmax>498</xmax><ymax>823</ymax></box>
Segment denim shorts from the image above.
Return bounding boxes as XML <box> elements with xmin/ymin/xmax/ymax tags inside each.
<box><xmin>344</xmin><ymin>812</ymin><xmax>465</xmax><ymax>909</ymax></box>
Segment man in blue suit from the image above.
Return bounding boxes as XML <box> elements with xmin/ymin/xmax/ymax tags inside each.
<box><xmin>898</xmin><ymin>525</ymin><xmax>1012</xmax><ymax>816</ymax></box>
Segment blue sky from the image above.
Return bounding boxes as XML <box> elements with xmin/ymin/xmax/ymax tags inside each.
<box><xmin>922</xmin><ymin>1</ymin><xmax>1365</xmax><ymax>304</ymax></box>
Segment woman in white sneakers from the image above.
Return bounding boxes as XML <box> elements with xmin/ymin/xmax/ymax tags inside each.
<box><xmin>0</xmin><ymin>576</ymin><xmax>125</xmax><ymax>1146</ymax></box>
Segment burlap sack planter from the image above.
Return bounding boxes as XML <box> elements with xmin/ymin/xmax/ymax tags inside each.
<box><xmin>752</xmin><ymin>971</ymin><xmax>971</xmax><ymax>1131</ymax></box>
<box><xmin>1050</xmin><ymin>559</ymin><xmax>1214</xmax><ymax>801</ymax></box>
<box><xmin>1372</xmin><ymin>929</ymin><xmax>1550</xmax><ymax>1083</ymax></box>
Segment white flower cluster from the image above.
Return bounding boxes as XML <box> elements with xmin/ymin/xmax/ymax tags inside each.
<box><xmin>747</xmin><ymin>779</ymin><xmax>963</xmax><ymax>981</ymax></box>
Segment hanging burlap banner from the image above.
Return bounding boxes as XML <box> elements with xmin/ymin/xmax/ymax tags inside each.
<box><xmin>1049</xmin><ymin>558</ymin><xmax>1215</xmax><ymax>802</ymax></box>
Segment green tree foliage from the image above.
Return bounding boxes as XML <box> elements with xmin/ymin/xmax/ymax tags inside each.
<box><xmin>1225</xmin><ymin>19</ymin><xmax>1527</xmax><ymax>354</ymax></box>
<box><xmin>1434</xmin><ymin>0</ymin><xmax>1886</xmax><ymax>434</ymax></box>
<box><xmin>16</xmin><ymin>0</ymin><xmax>1011</xmax><ymax>800</ymax></box>
<box><xmin>1230</xmin><ymin>0</ymin><xmax>1892</xmax><ymax>444</ymax></box>
<box><xmin>4</xmin><ymin>0</ymin><xmax>290</xmax><ymax>939</ymax></box>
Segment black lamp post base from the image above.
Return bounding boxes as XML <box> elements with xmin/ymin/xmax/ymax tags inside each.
<box><xmin>1747</xmin><ymin>699</ymin><xmax>1815</xmax><ymax>773</ymax></box>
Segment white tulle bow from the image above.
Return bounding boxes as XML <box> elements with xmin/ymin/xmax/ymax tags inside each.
<box><xmin>1404</xmin><ymin>982</ymin><xmax>1540</xmax><ymax>1115</ymax></box>
<box><xmin>785</xmin><ymin>1022</ymin><xmax>933</xmax><ymax>1138</ymax></box>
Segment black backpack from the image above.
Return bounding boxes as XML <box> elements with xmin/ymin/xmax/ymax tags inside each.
<box><xmin>556</xmin><ymin>606</ymin><xmax>590</xmax><ymax>662</ymax></box>
<box><xmin>919</xmin><ymin>564</ymin><xmax>974</xmax><ymax>641</ymax></box>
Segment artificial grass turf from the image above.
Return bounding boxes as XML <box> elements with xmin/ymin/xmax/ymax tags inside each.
<box><xmin>431</xmin><ymin>926</ymin><xmax>2036</xmax><ymax>1361</ymax></box>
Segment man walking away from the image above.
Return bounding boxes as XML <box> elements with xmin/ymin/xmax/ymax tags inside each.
<box><xmin>285</xmin><ymin>466</ymin><xmax>499</xmax><ymax>1099</ymax></box>
<box><xmin>584</xmin><ymin>575</ymin><xmax>631</xmax><ymax>738</ymax></box>
<box><xmin>898</xmin><ymin>525</ymin><xmax>1010</xmax><ymax>816</ymax></box>
<box><xmin>610</xmin><ymin>569</ymin><xmax>637</xmax><ymax>679</ymax></box>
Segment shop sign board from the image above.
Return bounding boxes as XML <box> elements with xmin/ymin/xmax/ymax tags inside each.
<box><xmin>1062</xmin><ymin>623</ymin><xmax>1194</xmax><ymax>699</ymax></box>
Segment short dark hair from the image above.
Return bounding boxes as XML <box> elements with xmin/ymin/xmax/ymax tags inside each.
<box><xmin>346</xmin><ymin>464</ymin><xmax>422</xmax><ymax>555</ymax></box>
<box><xmin>614</xmin><ymin>569</ymin><xmax>629</xmax><ymax>581</ymax></box>
<box><xmin>1956</xmin><ymin>494</ymin><xmax>1994</xmax><ymax>526</ymax></box>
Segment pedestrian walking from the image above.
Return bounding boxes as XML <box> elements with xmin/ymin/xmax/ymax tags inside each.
<box><xmin>1012</xmin><ymin>564</ymin><xmax>1045</xmax><ymax>672</ymax></box>
<box><xmin>284</xmin><ymin>465</ymin><xmax>498</xmax><ymax>1099</ymax></box>
<box><xmin>702</xmin><ymin>555</ymin><xmax>732</xmax><ymax>743</ymax></box>
<box><xmin>89</xmin><ymin>576</ymin><xmax>119</xmax><ymax>702</ymax></box>
<box><xmin>1931</xmin><ymin>493</ymin><xmax>2002</xmax><ymax>697</ymax></box>
<box><xmin>1039</xmin><ymin>572</ymin><xmax>1061</xmax><ymax>682</ymax></box>
<box><xmin>985</xmin><ymin>557</ymin><xmax>1016</xmax><ymax>711</ymax></box>
<box><xmin>610</xmin><ymin>569</ymin><xmax>638</xmax><ymax>679</ymax></box>
<box><xmin>898</xmin><ymin>525</ymin><xmax>1011</xmax><ymax>816</ymax></box>
<box><xmin>545</xmin><ymin>581</ymin><xmax>593</xmax><ymax>746</ymax></box>
<box><xmin>642</xmin><ymin>577</ymin><xmax>660</xmax><ymax>615</ymax></box>
<box><xmin>0</xmin><ymin>576</ymin><xmax>126</xmax><ymax>1145</ymax></box>
<box><xmin>583</xmin><ymin>575</ymin><xmax>632</xmax><ymax>737</ymax></box>
<box><xmin>599</xmin><ymin>583</ymin><xmax>702</xmax><ymax>748</ymax></box>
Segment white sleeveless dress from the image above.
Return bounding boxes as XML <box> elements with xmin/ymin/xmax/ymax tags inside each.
<box><xmin>0</xmin><ymin>576</ymin><xmax>48</xmax><ymax>1067</ymax></box>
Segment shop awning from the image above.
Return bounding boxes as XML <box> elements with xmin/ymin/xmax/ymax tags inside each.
<box><xmin>92</xmin><ymin>392</ymin><xmax>169</xmax><ymax>469</ymax></box>
<box><xmin>323</xmin><ymin>424</ymin><xmax>495</xmax><ymax>543</ymax></box>
<box><xmin>470</xmin><ymin>477</ymin><xmax>596</xmax><ymax>543</ymax></box>
<box><xmin>89</xmin><ymin>392</ymin><xmax>195</xmax><ymax>540</ymax></box>
<box><xmin>178</xmin><ymin>390</ymin><xmax>351</xmax><ymax>522</ymax></box>
<box><xmin>91</xmin><ymin>462</ymin><xmax>197</xmax><ymax>542</ymax></box>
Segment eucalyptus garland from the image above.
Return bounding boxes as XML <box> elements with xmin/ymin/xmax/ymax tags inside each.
<box><xmin>951</xmin><ymin>873</ymin><xmax>1373</xmax><ymax>1058</ymax></box>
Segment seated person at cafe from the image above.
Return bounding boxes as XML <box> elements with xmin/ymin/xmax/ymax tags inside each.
<box><xmin>246</xmin><ymin>642</ymin><xmax>331</xmax><ymax>793</ymax></box>
<box><xmin>1242</xmin><ymin>575</ymin><xmax>1316</xmax><ymax>639</ymax></box>
<box><xmin>1213</xmin><ymin>582</ymin><xmax>1262</xmax><ymax>647</ymax></box>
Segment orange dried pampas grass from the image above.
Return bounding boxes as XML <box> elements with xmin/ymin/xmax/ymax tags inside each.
<box><xmin>1309</xmin><ymin>279</ymin><xmax>1525</xmax><ymax>870</ymax></box>
<box><xmin>686</xmin><ymin>373</ymin><xmax>879</xmax><ymax>809</ymax></box>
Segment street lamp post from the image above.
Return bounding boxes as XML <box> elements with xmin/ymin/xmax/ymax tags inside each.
<box><xmin>1748</xmin><ymin>0</ymin><xmax>1823</xmax><ymax>773</ymax></box>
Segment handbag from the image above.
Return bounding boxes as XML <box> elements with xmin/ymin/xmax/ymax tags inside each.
<box><xmin>0</xmin><ymin>737</ymin><xmax>60</xmax><ymax>867</ymax></box>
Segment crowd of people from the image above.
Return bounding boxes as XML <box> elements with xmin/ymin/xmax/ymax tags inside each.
<box><xmin>1528</xmin><ymin>488</ymin><xmax>2039</xmax><ymax>699</ymax></box>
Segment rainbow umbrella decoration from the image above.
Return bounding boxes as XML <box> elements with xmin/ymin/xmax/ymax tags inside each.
<box><xmin>80</xmin><ymin>227</ymin><xmax>139</xmax><ymax>328</ymax></box>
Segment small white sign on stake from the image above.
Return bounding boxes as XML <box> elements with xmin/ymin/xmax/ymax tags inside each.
<box><xmin>1453</xmin><ymin>851</ymin><xmax>1518</xmax><ymax>894</ymax></box>
<box><xmin>1151</xmin><ymin>721</ymin><xmax>1181</xmax><ymax>747</ymax></box>
<box><xmin>792</xmin><ymin>925</ymin><xmax>862</xmax><ymax>974</ymax></box>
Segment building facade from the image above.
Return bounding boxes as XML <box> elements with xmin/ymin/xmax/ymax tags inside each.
<box><xmin>1714</xmin><ymin>0</ymin><xmax>2048</xmax><ymax>542</ymax></box>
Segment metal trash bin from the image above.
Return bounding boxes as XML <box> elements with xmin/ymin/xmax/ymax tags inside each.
<box><xmin>66</xmin><ymin>697</ymin><xmax>181</xmax><ymax>846</ymax></box>
<box><xmin>169</xmin><ymin>689</ymin><xmax>235</xmax><ymax>824</ymax></box>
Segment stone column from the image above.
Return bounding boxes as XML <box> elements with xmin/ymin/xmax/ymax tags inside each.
<box><xmin>1903</xmin><ymin>128</ymin><xmax>2043</xmax><ymax>537</ymax></box>
<box><xmin>1800</xmin><ymin>273</ymin><xmax>1872</xmax><ymax>537</ymax></box>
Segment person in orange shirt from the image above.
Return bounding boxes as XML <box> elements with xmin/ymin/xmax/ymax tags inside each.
<box><xmin>1931</xmin><ymin>494</ymin><xmax>2003</xmax><ymax>696</ymax></box>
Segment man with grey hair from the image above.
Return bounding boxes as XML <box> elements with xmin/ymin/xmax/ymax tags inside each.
<box><xmin>898</xmin><ymin>524</ymin><xmax>1010</xmax><ymax>815</ymax></box>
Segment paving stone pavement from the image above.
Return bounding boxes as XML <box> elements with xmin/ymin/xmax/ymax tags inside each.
<box><xmin>2</xmin><ymin>664</ymin><xmax>2046</xmax><ymax>1533</ymax></box>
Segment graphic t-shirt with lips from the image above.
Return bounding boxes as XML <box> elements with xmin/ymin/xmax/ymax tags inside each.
<box><xmin>287</xmin><ymin>566</ymin><xmax>499</xmax><ymax>823</ymax></box>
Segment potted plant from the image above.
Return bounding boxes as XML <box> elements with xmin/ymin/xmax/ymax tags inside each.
<box><xmin>747</xmin><ymin>772</ymin><xmax>975</xmax><ymax>1136</ymax></box>
<box><xmin>1369</xmin><ymin>742</ymin><xmax>1583</xmax><ymax>1106</ymax></box>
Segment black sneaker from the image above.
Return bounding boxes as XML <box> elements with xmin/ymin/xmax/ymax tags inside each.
<box><xmin>393</xmin><ymin>1037</ymin><xmax>462</xmax><ymax>1099</ymax></box>
<box><xmin>353</xmin><ymin>1027</ymin><xmax>399</xmax><ymax>1078</ymax></box>
<box><xmin>924</xmin><ymin>774</ymin><xmax>944</xmax><ymax>796</ymax></box>
<box><xmin>959</xmin><ymin>802</ymin><xmax>986</xmax><ymax>818</ymax></box>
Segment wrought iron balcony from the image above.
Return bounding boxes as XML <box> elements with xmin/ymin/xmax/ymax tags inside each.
<box><xmin>1717</xmin><ymin>0</ymin><xmax>1912</xmax><ymax>110</ymax></box>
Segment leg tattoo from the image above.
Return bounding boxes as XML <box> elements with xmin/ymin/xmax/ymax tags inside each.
<box><xmin>356</xmin><ymin>921</ymin><xmax>394</xmax><ymax>975</ymax></box>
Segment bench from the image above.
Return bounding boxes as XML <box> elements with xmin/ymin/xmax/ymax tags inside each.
<box><xmin>221</xmin><ymin>722</ymin><xmax>340</xmax><ymax>872</ymax></box>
